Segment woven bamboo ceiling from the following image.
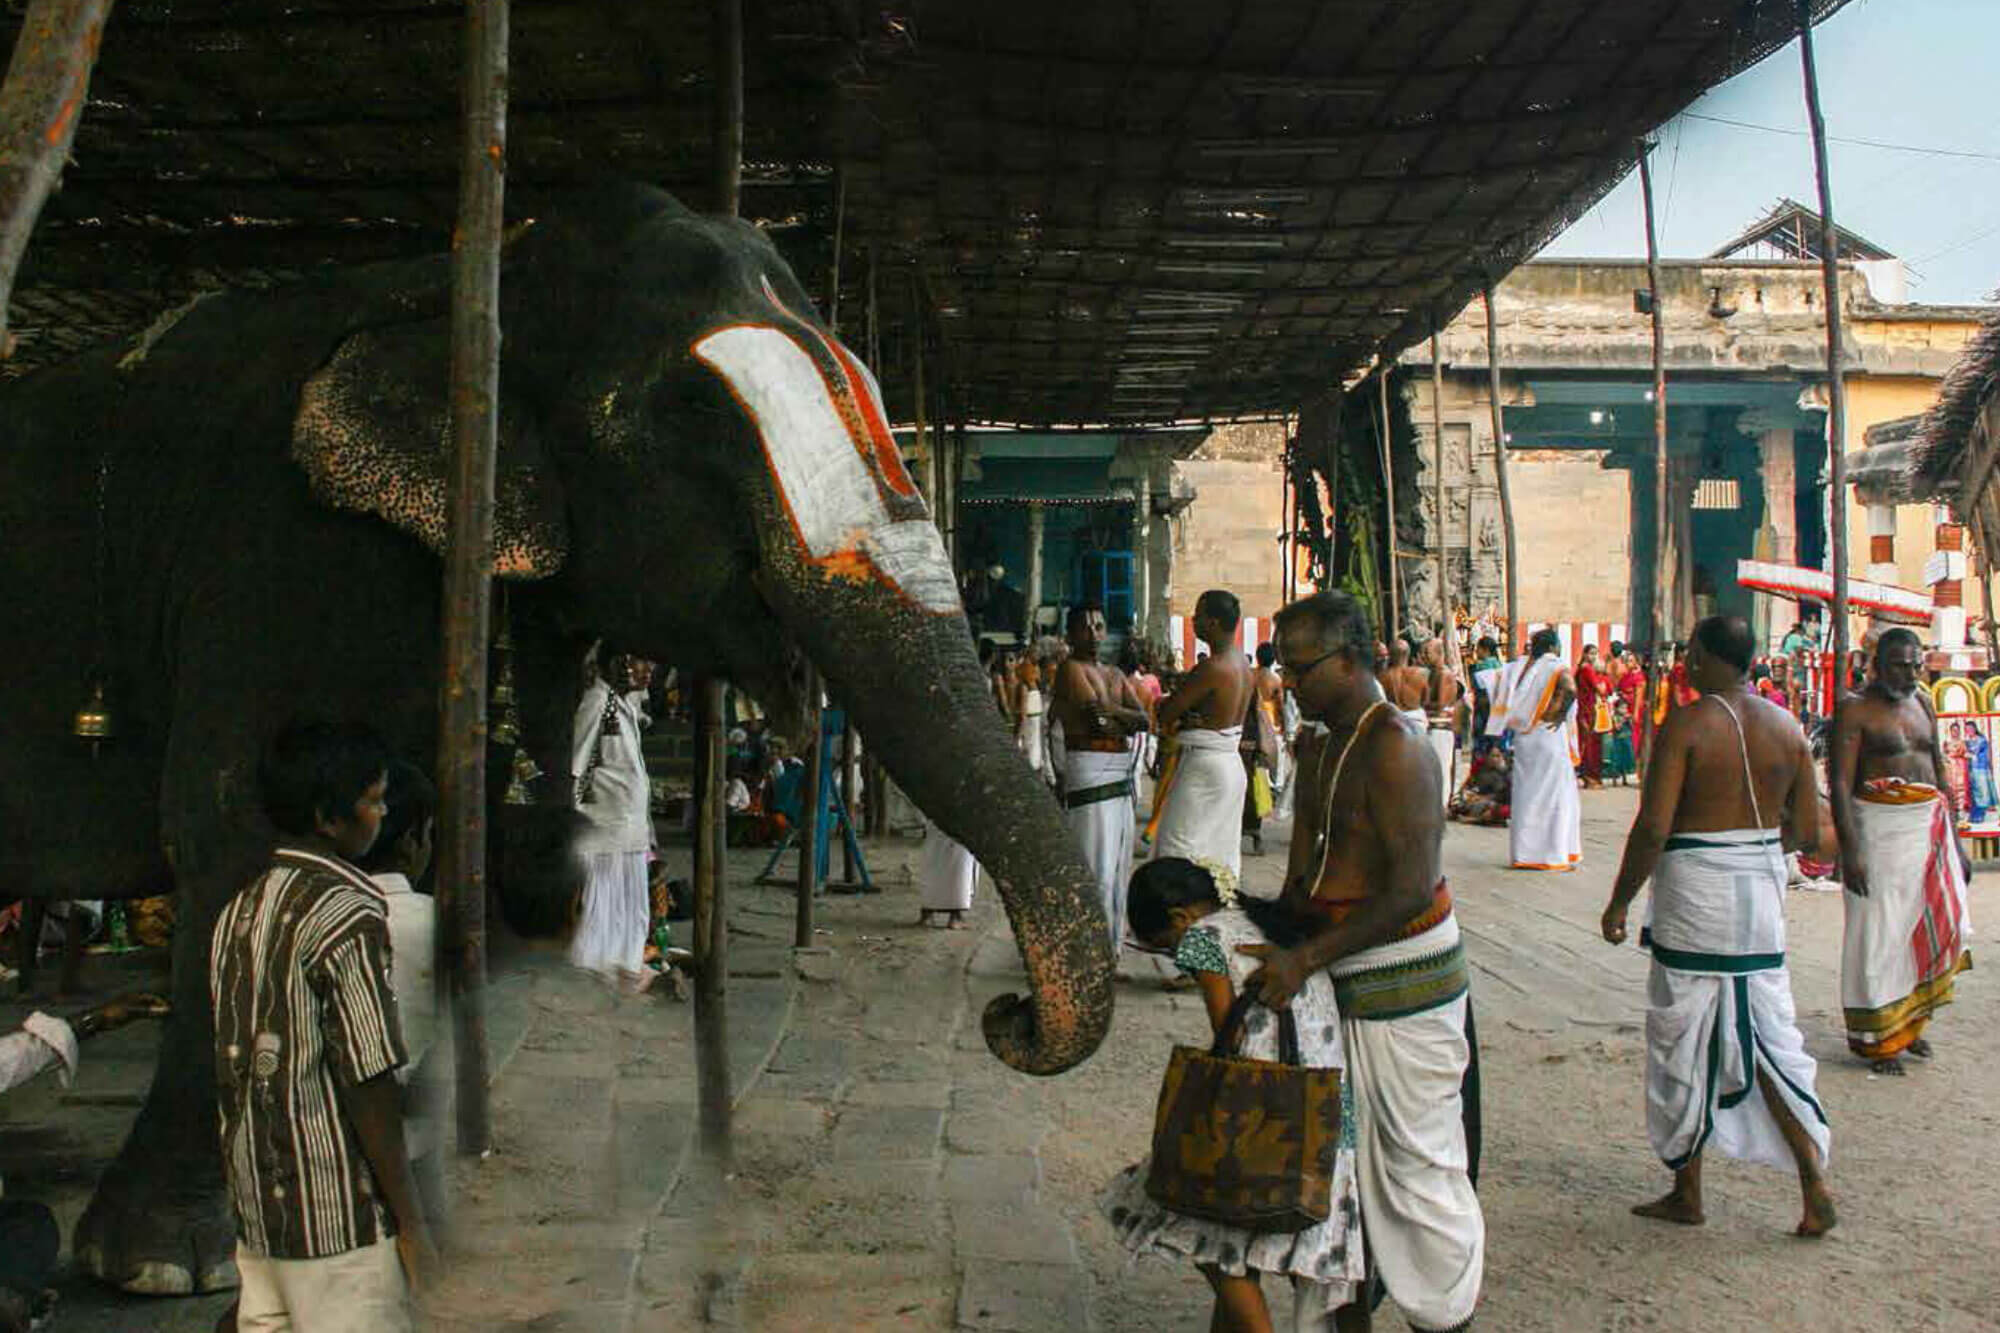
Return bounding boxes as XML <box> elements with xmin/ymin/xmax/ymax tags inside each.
<box><xmin>6</xmin><ymin>0</ymin><xmax>1847</xmax><ymax>423</ymax></box>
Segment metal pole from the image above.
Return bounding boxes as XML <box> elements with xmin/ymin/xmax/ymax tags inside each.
<box><xmin>434</xmin><ymin>0</ymin><xmax>508</xmax><ymax>1159</ymax></box>
<box><xmin>1638</xmin><ymin>141</ymin><xmax>1670</xmax><ymax>770</ymax></box>
<box><xmin>0</xmin><ymin>0</ymin><xmax>114</xmax><ymax>360</ymax></box>
<box><xmin>1798</xmin><ymin>0</ymin><xmax>1852</xmax><ymax>706</ymax></box>
<box><xmin>1482</xmin><ymin>284</ymin><xmax>1520</xmax><ymax>649</ymax></box>
<box><xmin>1428</xmin><ymin>331</ymin><xmax>1449</xmax><ymax>643</ymax></box>
<box><xmin>794</xmin><ymin>669</ymin><xmax>824</xmax><ymax>947</ymax></box>
<box><xmin>692</xmin><ymin>678</ymin><xmax>731</xmax><ymax>1159</ymax></box>
<box><xmin>1378</xmin><ymin>368</ymin><xmax>1400</xmax><ymax>638</ymax></box>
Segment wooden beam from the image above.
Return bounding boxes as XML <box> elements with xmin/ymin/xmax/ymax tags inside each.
<box><xmin>693</xmin><ymin>677</ymin><xmax>732</xmax><ymax>1159</ymax></box>
<box><xmin>1482</xmin><ymin>283</ymin><xmax>1519</xmax><ymax>649</ymax></box>
<box><xmin>435</xmin><ymin>0</ymin><xmax>508</xmax><ymax>1158</ymax></box>
<box><xmin>1378</xmin><ymin>368</ymin><xmax>1400</xmax><ymax>639</ymax></box>
<box><xmin>1429</xmin><ymin>328</ymin><xmax>1448</xmax><ymax>641</ymax></box>
<box><xmin>0</xmin><ymin>0</ymin><xmax>115</xmax><ymax>360</ymax></box>
<box><xmin>1798</xmin><ymin>0</ymin><xmax>1851</xmax><ymax>703</ymax></box>
<box><xmin>1637</xmin><ymin>140</ymin><xmax>1668</xmax><ymax>770</ymax></box>
<box><xmin>794</xmin><ymin>668</ymin><xmax>824</xmax><ymax>948</ymax></box>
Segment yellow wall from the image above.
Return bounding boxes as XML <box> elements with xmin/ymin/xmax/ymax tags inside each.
<box><xmin>1842</xmin><ymin>366</ymin><xmax>1989</xmax><ymax>644</ymax></box>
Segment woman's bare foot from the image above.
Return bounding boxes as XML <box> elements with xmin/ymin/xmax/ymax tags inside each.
<box><xmin>1795</xmin><ymin>1180</ymin><xmax>1837</xmax><ymax>1238</ymax></box>
<box><xmin>1632</xmin><ymin>1189</ymin><xmax>1704</xmax><ymax>1226</ymax></box>
<box><xmin>914</xmin><ymin>910</ymin><xmax>933</xmax><ymax>928</ymax></box>
<box><xmin>947</xmin><ymin>912</ymin><xmax>969</xmax><ymax>930</ymax></box>
<box><xmin>1907</xmin><ymin>1038</ymin><xmax>1933</xmax><ymax>1059</ymax></box>
<box><xmin>1870</xmin><ymin>1056</ymin><xmax>1907</xmax><ymax>1076</ymax></box>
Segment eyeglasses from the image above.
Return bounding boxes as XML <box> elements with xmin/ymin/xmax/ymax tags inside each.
<box><xmin>1278</xmin><ymin>648</ymin><xmax>1339</xmax><ymax>682</ymax></box>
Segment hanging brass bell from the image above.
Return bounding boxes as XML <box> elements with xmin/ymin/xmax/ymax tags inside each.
<box><xmin>73</xmin><ymin>683</ymin><xmax>115</xmax><ymax>742</ymax></box>
<box><xmin>491</xmin><ymin>714</ymin><xmax>520</xmax><ymax>747</ymax></box>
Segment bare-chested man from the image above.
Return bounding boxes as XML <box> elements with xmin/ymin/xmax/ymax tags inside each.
<box><xmin>1241</xmin><ymin>590</ymin><xmax>1482</xmax><ymax>1333</ymax></box>
<box><xmin>1412</xmin><ymin>637</ymin><xmax>1464</xmax><ymax>808</ymax></box>
<box><xmin>1151</xmin><ymin>590</ymin><xmax>1256</xmax><ymax>876</ymax></box>
<box><xmin>1051</xmin><ymin>603</ymin><xmax>1150</xmax><ymax>951</ymax></box>
<box><xmin>1831</xmin><ymin>626</ymin><xmax>1974</xmax><ymax>1073</ymax></box>
<box><xmin>1380</xmin><ymin>638</ymin><xmax>1428</xmax><ymax>710</ymax></box>
<box><xmin>1599</xmin><ymin>614</ymin><xmax>1836</xmax><ymax>1238</ymax></box>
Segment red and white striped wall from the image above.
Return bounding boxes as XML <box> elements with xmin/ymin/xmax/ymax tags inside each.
<box><xmin>1167</xmin><ymin>613</ymin><xmax>1275</xmax><ymax>669</ymax></box>
<box><xmin>1523</xmin><ymin>621</ymin><xmax>1630</xmax><ymax>664</ymax></box>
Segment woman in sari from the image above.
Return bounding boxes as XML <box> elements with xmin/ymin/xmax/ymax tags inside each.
<box><xmin>1575</xmin><ymin>644</ymin><xmax>1610</xmax><ymax>788</ymax></box>
<box><xmin>1604</xmin><ymin>648</ymin><xmax>1645</xmax><ymax>785</ymax></box>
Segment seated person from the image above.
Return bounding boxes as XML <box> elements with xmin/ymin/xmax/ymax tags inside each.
<box><xmin>1450</xmin><ymin>750</ymin><xmax>1512</xmax><ymax>826</ymax></box>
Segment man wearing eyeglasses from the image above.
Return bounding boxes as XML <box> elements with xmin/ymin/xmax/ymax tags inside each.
<box><xmin>1238</xmin><ymin>590</ymin><xmax>1482</xmax><ymax>1333</ymax></box>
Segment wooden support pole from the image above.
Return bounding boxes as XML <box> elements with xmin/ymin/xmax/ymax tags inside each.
<box><xmin>0</xmin><ymin>0</ymin><xmax>114</xmax><ymax>360</ymax></box>
<box><xmin>1482</xmin><ymin>284</ymin><xmax>1520</xmax><ymax>649</ymax></box>
<box><xmin>1798</xmin><ymin>0</ymin><xmax>1852</xmax><ymax>705</ymax></box>
<box><xmin>693</xmin><ymin>0</ymin><xmax>741</xmax><ymax>1168</ymax></box>
<box><xmin>434</xmin><ymin>0</ymin><xmax>509</xmax><ymax>1159</ymax></box>
<box><xmin>1378</xmin><ymin>368</ymin><xmax>1400</xmax><ymax>638</ymax></box>
<box><xmin>711</xmin><ymin>0</ymin><xmax>741</xmax><ymax>216</ymax></box>
<box><xmin>1978</xmin><ymin>510</ymin><xmax>2000</xmax><ymax>668</ymax></box>
<box><xmin>826</xmin><ymin>167</ymin><xmax>846</xmax><ymax>332</ymax></box>
<box><xmin>794</xmin><ymin>668</ymin><xmax>824</xmax><ymax>948</ymax></box>
<box><xmin>1429</xmin><ymin>330</ymin><xmax>1449</xmax><ymax>643</ymax></box>
<box><xmin>1638</xmin><ymin>141</ymin><xmax>1669</xmax><ymax>770</ymax></box>
<box><xmin>693</xmin><ymin>677</ymin><xmax>731</xmax><ymax>1159</ymax></box>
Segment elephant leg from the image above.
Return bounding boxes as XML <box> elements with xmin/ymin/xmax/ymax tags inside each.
<box><xmin>72</xmin><ymin>847</ymin><xmax>249</xmax><ymax>1295</ymax></box>
<box><xmin>74</xmin><ymin>692</ymin><xmax>269</xmax><ymax>1296</ymax></box>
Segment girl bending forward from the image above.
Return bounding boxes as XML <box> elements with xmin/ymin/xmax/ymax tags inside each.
<box><xmin>1101</xmin><ymin>858</ymin><xmax>1364</xmax><ymax>1333</ymax></box>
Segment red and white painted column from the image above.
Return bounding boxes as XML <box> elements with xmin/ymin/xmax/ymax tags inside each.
<box><xmin>1928</xmin><ymin>503</ymin><xmax>1987</xmax><ymax>672</ymax></box>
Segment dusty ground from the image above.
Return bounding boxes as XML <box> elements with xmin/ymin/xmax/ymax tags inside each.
<box><xmin>1046</xmin><ymin>788</ymin><xmax>2000</xmax><ymax>1333</ymax></box>
<box><xmin>5</xmin><ymin>789</ymin><xmax>1996</xmax><ymax>1331</ymax></box>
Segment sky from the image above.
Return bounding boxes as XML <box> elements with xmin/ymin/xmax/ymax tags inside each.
<box><xmin>1537</xmin><ymin>0</ymin><xmax>2000</xmax><ymax>305</ymax></box>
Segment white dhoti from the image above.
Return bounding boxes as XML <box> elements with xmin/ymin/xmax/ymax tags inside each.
<box><xmin>1400</xmin><ymin>707</ymin><xmax>1455</xmax><ymax>811</ymax></box>
<box><xmin>920</xmin><ymin>820</ymin><xmax>978</xmax><ymax>912</ymax></box>
<box><xmin>1331</xmin><ymin>916</ymin><xmax>1483</xmax><ymax>1333</ymax></box>
<box><xmin>1643</xmin><ymin>830</ymin><xmax>1831</xmax><ymax>1171</ymax></box>
<box><xmin>1148</xmin><ymin>726</ymin><xmax>1246</xmax><ymax>880</ymax></box>
<box><xmin>569</xmin><ymin>850</ymin><xmax>649</xmax><ymax>976</ymax></box>
<box><xmin>1843</xmin><ymin>781</ymin><xmax>1974</xmax><ymax>1059</ymax></box>
<box><xmin>1061</xmin><ymin>747</ymin><xmax>1138</xmax><ymax>950</ymax></box>
<box><xmin>1509</xmin><ymin>723</ymin><xmax>1581</xmax><ymax>870</ymax></box>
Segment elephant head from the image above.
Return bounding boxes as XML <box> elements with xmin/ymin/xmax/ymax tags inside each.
<box><xmin>289</xmin><ymin>185</ymin><xmax>1114</xmax><ymax>1074</ymax></box>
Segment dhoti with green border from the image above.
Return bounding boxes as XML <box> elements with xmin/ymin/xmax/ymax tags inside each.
<box><xmin>1642</xmin><ymin>829</ymin><xmax>1831</xmax><ymax>1172</ymax></box>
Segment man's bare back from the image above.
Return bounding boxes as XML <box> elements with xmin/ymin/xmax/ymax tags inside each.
<box><xmin>1158</xmin><ymin>646</ymin><xmax>1254</xmax><ymax>735</ymax></box>
<box><xmin>1652</xmin><ymin>690</ymin><xmax>1817</xmax><ymax>835</ymax></box>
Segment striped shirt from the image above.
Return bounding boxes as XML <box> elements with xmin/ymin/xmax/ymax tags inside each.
<box><xmin>211</xmin><ymin>847</ymin><xmax>407</xmax><ymax>1259</ymax></box>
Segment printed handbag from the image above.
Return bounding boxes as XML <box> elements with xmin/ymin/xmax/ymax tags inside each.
<box><xmin>1143</xmin><ymin>984</ymin><xmax>1341</xmax><ymax>1233</ymax></box>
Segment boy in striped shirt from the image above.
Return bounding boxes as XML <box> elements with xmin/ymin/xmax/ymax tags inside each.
<box><xmin>211</xmin><ymin>720</ymin><xmax>434</xmax><ymax>1331</ymax></box>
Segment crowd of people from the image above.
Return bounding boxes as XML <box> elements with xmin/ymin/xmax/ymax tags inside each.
<box><xmin>1</xmin><ymin>587</ymin><xmax>1978</xmax><ymax>1333</ymax></box>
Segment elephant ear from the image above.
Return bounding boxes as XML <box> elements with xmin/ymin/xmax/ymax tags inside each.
<box><xmin>292</xmin><ymin>323</ymin><xmax>568</xmax><ymax>578</ymax></box>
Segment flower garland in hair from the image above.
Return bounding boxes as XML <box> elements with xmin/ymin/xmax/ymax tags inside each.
<box><xmin>1191</xmin><ymin>858</ymin><xmax>1240</xmax><ymax>909</ymax></box>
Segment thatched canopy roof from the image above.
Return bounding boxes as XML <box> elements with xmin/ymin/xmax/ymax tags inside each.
<box><xmin>1907</xmin><ymin>305</ymin><xmax>2000</xmax><ymax>502</ymax></box>
<box><xmin>6</xmin><ymin>0</ymin><xmax>1848</xmax><ymax>424</ymax></box>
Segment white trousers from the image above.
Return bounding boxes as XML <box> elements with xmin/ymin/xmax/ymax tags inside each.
<box><xmin>235</xmin><ymin>1237</ymin><xmax>411</xmax><ymax>1333</ymax></box>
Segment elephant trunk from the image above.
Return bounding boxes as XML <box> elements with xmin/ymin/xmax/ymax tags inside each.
<box><xmin>811</xmin><ymin>611</ymin><xmax>1114</xmax><ymax>1075</ymax></box>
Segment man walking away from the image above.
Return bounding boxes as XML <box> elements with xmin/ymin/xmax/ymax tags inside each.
<box><xmin>1832</xmin><ymin>627</ymin><xmax>1975</xmax><ymax>1073</ymax></box>
<box><xmin>1243</xmin><ymin>591</ymin><xmax>1483</xmax><ymax>1333</ymax></box>
<box><xmin>1051</xmin><ymin>603</ymin><xmax>1150</xmax><ymax>951</ymax></box>
<box><xmin>1417</xmin><ymin>637</ymin><xmax>1463</xmax><ymax>809</ymax></box>
<box><xmin>1505</xmin><ymin>629</ymin><xmax>1582</xmax><ymax>871</ymax></box>
<box><xmin>1599</xmin><ymin>616</ymin><xmax>1835</xmax><ymax>1237</ymax></box>
<box><xmin>215</xmin><ymin>720</ymin><xmax>434</xmax><ymax>1331</ymax></box>
<box><xmin>1153</xmin><ymin>590</ymin><xmax>1256</xmax><ymax>877</ymax></box>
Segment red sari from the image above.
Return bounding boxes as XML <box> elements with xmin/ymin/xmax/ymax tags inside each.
<box><xmin>1576</xmin><ymin>665</ymin><xmax>1609</xmax><ymax>780</ymax></box>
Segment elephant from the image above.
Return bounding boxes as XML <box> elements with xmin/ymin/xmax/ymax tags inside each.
<box><xmin>0</xmin><ymin>184</ymin><xmax>1115</xmax><ymax>1294</ymax></box>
